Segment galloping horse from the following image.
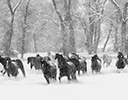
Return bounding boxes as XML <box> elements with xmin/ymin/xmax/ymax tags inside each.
<box><xmin>0</xmin><ymin>56</ymin><xmax>26</xmax><ymax>77</ymax></box>
<box><xmin>91</xmin><ymin>54</ymin><xmax>102</xmax><ymax>73</ymax></box>
<box><xmin>69</xmin><ymin>53</ymin><xmax>87</xmax><ymax>75</ymax></box>
<box><xmin>116</xmin><ymin>52</ymin><xmax>126</xmax><ymax>72</ymax></box>
<box><xmin>41</xmin><ymin>60</ymin><xmax>57</xmax><ymax>84</ymax></box>
<box><xmin>55</xmin><ymin>53</ymin><xmax>77</xmax><ymax>83</ymax></box>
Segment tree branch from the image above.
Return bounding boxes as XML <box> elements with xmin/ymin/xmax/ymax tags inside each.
<box><xmin>7</xmin><ymin>0</ymin><xmax>13</xmax><ymax>15</ymax></box>
<box><xmin>13</xmin><ymin>0</ymin><xmax>22</xmax><ymax>13</ymax></box>
<box><xmin>52</xmin><ymin>0</ymin><xmax>63</xmax><ymax>22</ymax></box>
<box><xmin>110</xmin><ymin>0</ymin><xmax>122</xmax><ymax>22</ymax></box>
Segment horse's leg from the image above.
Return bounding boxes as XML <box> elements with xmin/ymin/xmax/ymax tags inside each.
<box><xmin>16</xmin><ymin>60</ymin><xmax>26</xmax><ymax>77</ymax></box>
<box><xmin>2</xmin><ymin>71</ymin><xmax>6</xmax><ymax>76</ymax></box>
<box><xmin>30</xmin><ymin>64</ymin><xmax>33</xmax><ymax>69</ymax></box>
<box><xmin>7</xmin><ymin>71</ymin><xmax>10</xmax><ymax>77</ymax></box>
<box><xmin>73</xmin><ymin>69</ymin><xmax>77</xmax><ymax>81</ymax></box>
<box><xmin>53</xmin><ymin>70</ymin><xmax>57</xmax><ymax>81</ymax></box>
<box><xmin>92</xmin><ymin>70</ymin><xmax>94</xmax><ymax>73</ymax></box>
<box><xmin>78</xmin><ymin>69</ymin><xmax>80</xmax><ymax>75</ymax></box>
<box><xmin>67</xmin><ymin>75</ymin><xmax>71</xmax><ymax>81</ymax></box>
<box><xmin>58</xmin><ymin>76</ymin><xmax>62</xmax><ymax>83</ymax></box>
<box><xmin>72</xmin><ymin>72</ymin><xmax>77</xmax><ymax>81</ymax></box>
<box><xmin>44</xmin><ymin>75</ymin><xmax>50</xmax><ymax>84</ymax></box>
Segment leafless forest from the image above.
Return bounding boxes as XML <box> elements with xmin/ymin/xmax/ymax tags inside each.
<box><xmin>0</xmin><ymin>0</ymin><xmax>128</xmax><ymax>58</ymax></box>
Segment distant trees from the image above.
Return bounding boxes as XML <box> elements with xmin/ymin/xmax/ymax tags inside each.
<box><xmin>0</xmin><ymin>0</ymin><xmax>128</xmax><ymax>57</ymax></box>
<box><xmin>73</xmin><ymin>0</ymin><xmax>108</xmax><ymax>54</ymax></box>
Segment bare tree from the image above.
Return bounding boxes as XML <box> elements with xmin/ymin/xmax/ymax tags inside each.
<box><xmin>3</xmin><ymin>0</ymin><xmax>22</xmax><ymax>56</ymax></box>
<box><xmin>52</xmin><ymin>0</ymin><xmax>76</xmax><ymax>55</ymax></box>
<box><xmin>110</xmin><ymin>0</ymin><xmax>128</xmax><ymax>54</ymax></box>
<box><xmin>20</xmin><ymin>0</ymin><xmax>31</xmax><ymax>58</ymax></box>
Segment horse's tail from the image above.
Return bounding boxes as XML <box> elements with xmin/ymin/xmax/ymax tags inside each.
<box><xmin>16</xmin><ymin>59</ymin><xmax>26</xmax><ymax>77</ymax></box>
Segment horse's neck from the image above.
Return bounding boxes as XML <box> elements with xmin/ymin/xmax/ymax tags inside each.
<box><xmin>43</xmin><ymin>62</ymin><xmax>50</xmax><ymax>71</ymax></box>
<box><xmin>58</xmin><ymin>58</ymin><xmax>68</xmax><ymax>68</ymax></box>
<box><xmin>0</xmin><ymin>58</ymin><xmax>6</xmax><ymax>66</ymax></box>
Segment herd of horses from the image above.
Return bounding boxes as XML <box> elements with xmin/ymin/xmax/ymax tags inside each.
<box><xmin>0</xmin><ymin>51</ymin><xmax>127</xmax><ymax>84</ymax></box>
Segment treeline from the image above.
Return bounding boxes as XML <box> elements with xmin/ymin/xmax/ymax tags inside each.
<box><xmin>0</xmin><ymin>0</ymin><xmax>128</xmax><ymax>58</ymax></box>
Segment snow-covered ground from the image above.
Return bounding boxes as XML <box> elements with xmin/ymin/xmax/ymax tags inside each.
<box><xmin>0</xmin><ymin>52</ymin><xmax>128</xmax><ymax>100</ymax></box>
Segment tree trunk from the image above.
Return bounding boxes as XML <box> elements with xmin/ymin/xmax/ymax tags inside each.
<box><xmin>33</xmin><ymin>33</ymin><xmax>37</xmax><ymax>53</ymax></box>
<box><xmin>21</xmin><ymin>0</ymin><xmax>30</xmax><ymax>59</ymax></box>
<box><xmin>121</xmin><ymin>21</ymin><xmax>127</xmax><ymax>54</ymax></box>
<box><xmin>4</xmin><ymin>14</ymin><xmax>14</xmax><ymax>56</ymax></box>
<box><xmin>5</xmin><ymin>0</ymin><xmax>22</xmax><ymax>56</ymax></box>
<box><xmin>94</xmin><ymin>19</ymin><xmax>101</xmax><ymax>53</ymax></box>
<box><xmin>64</xmin><ymin>0</ymin><xmax>76</xmax><ymax>54</ymax></box>
<box><xmin>121</xmin><ymin>1</ymin><xmax>128</xmax><ymax>54</ymax></box>
<box><xmin>102</xmin><ymin>34</ymin><xmax>110</xmax><ymax>52</ymax></box>
<box><xmin>87</xmin><ymin>1</ymin><xmax>94</xmax><ymax>54</ymax></box>
<box><xmin>102</xmin><ymin>22</ymin><xmax>112</xmax><ymax>52</ymax></box>
<box><xmin>52</xmin><ymin>0</ymin><xmax>75</xmax><ymax>56</ymax></box>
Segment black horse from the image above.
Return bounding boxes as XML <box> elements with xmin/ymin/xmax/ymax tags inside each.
<box><xmin>116</xmin><ymin>52</ymin><xmax>126</xmax><ymax>71</ymax></box>
<box><xmin>55</xmin><ymin>53</ymin><xmax>77</xmax><ymax>83</ymax></box>
<box><xmin>27</xmin><ymin>57</ymin><xmax>36</xmax><ymax>69</ymax></box>
<box><xmin>27</xmin><ymin>57</ymin><xmax>42</xmax><ymax>70</ymax></box>
<box><xmin>69</xmin><ymin>53</ymin><xmax>87</xmax><ymax>75</ymax></box>
<box><xmin>91</xmin><ymin>54</ymin><xmax>102</xmax><ymax>73</ymax></box>
<box><xmin>41</xmin><ymin>60</ymin><xmax>57</xmax><ymax>84</ymax></box>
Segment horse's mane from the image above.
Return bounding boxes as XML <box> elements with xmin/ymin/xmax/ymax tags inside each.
<box><xmin>55</xmin><ymin>53</ymin><xmax>69</xmax><ymax>68</ymax></box>
<box><xmin>0</xmin><ymin>56</ymin><xmax>8</xmax><ymax>67</ymax></box>
<box><xmin>41</xmin><ymin>60</ymin><xmax>51</xmax><ymax>73</ymax></box>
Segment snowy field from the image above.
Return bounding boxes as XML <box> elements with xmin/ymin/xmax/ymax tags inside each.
<box><xmin>0</xmin><ymin>52</ymin><xmax>128</xmax><ymax>100</ymax></box>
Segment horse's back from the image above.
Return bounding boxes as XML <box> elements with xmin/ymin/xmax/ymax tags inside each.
<box><xmin>67</xmin><ymin>61</ymin><xmax>76</xmax><ymax>72</ymax></box>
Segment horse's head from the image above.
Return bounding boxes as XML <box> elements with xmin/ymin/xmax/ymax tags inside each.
<box><xmin>69</xmin><ymin>53</ymin><xmax>80</xmax><ymax>60</ymax></box>
<box><xmin>92</xmin><ymin>54</ymin><xmax>98</xmax><ymax>61</ymax></box>
<box><xmin>5</xmin><ymin>57</ymin><xmax>11</xmax><ymax>69</ymax></box>
<box><xmin>43</xmin><ymin>56</ymin><xmax>51</xmax><ymax>62</ymax></box>
<box><xmin>117</xmin><ymin>52</ymin><xmax>124</xmax><ymax>58</ymax></box>
<box><xmin>41</xmin><ymin>60</ymin><xmax>47</xmax><ymax>65</ymax></box>
<box><xmin>27</xmin><ymin>57</ymin><xmax>35</xmax><ymax>65</ymax></box>
<box><xmin>27</xmin><ymin>57</ymin><xmax>31</xmax><ymax>64</ymax></box>
<box><xmin>55</xmin><ymin>53</ymin><xmax>62</xmax><ymax>60</ymax></box>
<box><xmin>0</xmin><ymin>55</ymin><xmax>5</xmax><ymax>63</ymax></box>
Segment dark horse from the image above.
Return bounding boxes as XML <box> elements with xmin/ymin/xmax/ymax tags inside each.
<box><xmin>27</xmin><ymin>57</ymin><xmax>36</xmax><ymax>69</ymax></box>
<box><xmin>91</xmin><ymin>54</ymin><xmax>102</xmax><ymax>73</ymax></box>
<box><xmin>0</xmin><ymin>56</ymin><xmax>26</xmax><ymax>77</ymax></box>
<box><xmin>55</xmin><ymin>53</ymin><xmax>77</xmax><ymax>83</ymax></box>
<box><xmin>27</xmin><ymin>54</ymin><xmax>50</xmax><ymax>70</ymax></box>
<box><xmin>69</xmin><ymin>53</ymin><xmax>87</xmax><ymax>75</ymax></box>
<box><xmin>0</xmin><ymin>56</ymin><xmax>10</xmax><ymax>76</ymax></box>
<box><xmin>116</xmin><ymin>52</ymin><xmax>126</xmax><ymax>72</ymax></box>
<box><xmin>41</xmin><ymin>60</ymin><xmax>57</xmax><ymax>84</ymax></box>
